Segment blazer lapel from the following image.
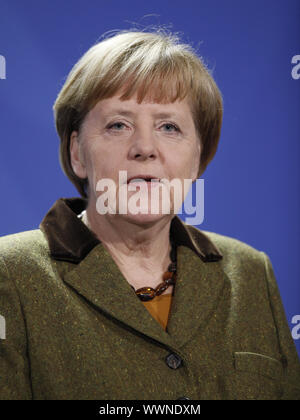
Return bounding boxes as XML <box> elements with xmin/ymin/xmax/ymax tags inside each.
<box><xmin>63</xmin><ymin>243</ymin><xmax>177</xmax><ymax>349</ymax></box>
<box><xmin>166</xmin><ymin>245</ymin><xmax>225</xmax><ymax>348</ymax></box>
<box><xmin>41</xmin><ymin>197</ymin><xmax>225</xmax><ymax>351</ymax></box>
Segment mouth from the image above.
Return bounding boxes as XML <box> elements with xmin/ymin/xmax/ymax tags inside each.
<box><xmin>127</xmin><ymin>175</ymin><xmax>161</xmax><ymax>184</ymax></box>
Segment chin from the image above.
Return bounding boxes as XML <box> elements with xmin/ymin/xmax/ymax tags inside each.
<box><xmin>118</xmin><ymin>211</ymin><xmax>172</xmax><ymax>227</ymax></box>
<box><xmin>115</xmin><ymin>192</ymin><xmax>176</xmax><ymax>226</ymax></box>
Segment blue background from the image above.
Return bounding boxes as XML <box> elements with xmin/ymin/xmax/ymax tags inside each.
<box><xmin>0</xmin><ymin>0</ymin><xmax>299</xmax><ymax>356</ymax></box>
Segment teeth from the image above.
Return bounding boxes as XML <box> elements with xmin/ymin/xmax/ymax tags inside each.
<box><xmin>129</xmin><ymin>178</ymin><xmax>159</xmax><ymax>183</ymax></box>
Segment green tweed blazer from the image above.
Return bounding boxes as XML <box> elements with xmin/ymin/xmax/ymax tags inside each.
<box><xmin>0</xmin><ymin>197</ymin><xmax>299</xmax><ymax>400</ymax></box>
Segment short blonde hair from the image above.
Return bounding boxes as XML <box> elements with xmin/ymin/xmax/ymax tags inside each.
<box><xmin>53</xmin><ymin>29</ymin><xmax>223</xmax><ymax>197</ymax></box>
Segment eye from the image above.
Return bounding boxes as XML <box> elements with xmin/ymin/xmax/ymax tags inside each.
<box><xmin>107</xmin><ymin>122</ymin><xmax>127</xmax><ymax>130</ymax></box>
<box><xmin>160</xmin><ymin>123</ymin><xmax>180</xmax><ymax>132</ymax></box>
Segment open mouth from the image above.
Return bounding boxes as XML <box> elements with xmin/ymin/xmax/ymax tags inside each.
<box><xmin>127</xmin><ymin>176</ymin><xmax>161</xmax><ymax>184</ymax></box>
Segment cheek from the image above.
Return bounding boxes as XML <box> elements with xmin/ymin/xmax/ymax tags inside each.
<box><xmin>170</xmin><ymin>147</ymin><xmax>200</xmax><ymax>180</ymax></box>
<box><xmin>84</xmin><ymin>143</ymin><xmax>123</xmax><ymax>182</ymax></box>
<box><xmin>188</xmin><ymin>141</ymin><xmax>201</xmax><ymax>176</ymax></box>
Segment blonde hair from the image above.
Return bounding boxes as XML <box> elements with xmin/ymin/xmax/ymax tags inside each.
<box><xmin>53</xmin><ymin>29</ymin><xmax>223</xmax><ymax>197</ymax></box>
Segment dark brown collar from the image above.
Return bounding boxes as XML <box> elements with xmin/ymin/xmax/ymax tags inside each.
<box><xmin>39</xmin><ymin>197</ymin><xmax>223</xmax><ymax>263</ymax></box>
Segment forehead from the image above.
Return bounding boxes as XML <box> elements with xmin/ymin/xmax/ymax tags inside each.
<box><xmin>87</xmin><ymin>93</ymin><xmax>194</xmax><ymax>121</ymax></box>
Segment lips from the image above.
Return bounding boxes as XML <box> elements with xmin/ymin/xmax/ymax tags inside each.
<box><xmin>127</xmin><ymin>175</ymin><xmax>161</xmax><ymax>184</ymax></box>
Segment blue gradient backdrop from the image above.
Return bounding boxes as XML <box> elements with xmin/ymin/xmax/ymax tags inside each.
<box><xmin>0</xmin><ymin>0</ymin><xmax>299</xmax><ymax>356</ymax></box>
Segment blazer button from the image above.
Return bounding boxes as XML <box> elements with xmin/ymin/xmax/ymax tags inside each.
<box><xmin>165</xmin><ymin>353</ymin><xmax>183</xmax><ymax>369</ymax></box>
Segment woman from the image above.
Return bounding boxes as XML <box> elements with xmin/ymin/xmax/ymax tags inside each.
<box><xmin>0</xmin><ymin>30</ymin><xmax>299</xmax><ymax>400</ymax></box>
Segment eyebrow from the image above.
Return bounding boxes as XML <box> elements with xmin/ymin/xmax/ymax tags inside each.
<box><xmin>104</xmin><ymin>109</ymin><xmax>183</xmax><ymax>120</ymax></box>
<box><xmin>153</xmin><ymin>112</ymin><xmax>181</xmax><ymax>120</ymax></box>
<box><xmin>104</xmin><ymin>110</ymin><xmax>134</xmax><ymax>117</ymax></box>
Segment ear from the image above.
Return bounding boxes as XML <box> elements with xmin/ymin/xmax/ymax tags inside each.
<box><xmin>69</xmin><ymin>131</ymin><xmax>87</xmax><ymax>179</ymax></box>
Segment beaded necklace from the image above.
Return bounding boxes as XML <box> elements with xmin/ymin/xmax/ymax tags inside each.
<box><xmin>131</xmin><ymin>239</ymin><xmax>177</xmax><ymax>302</ymax></box>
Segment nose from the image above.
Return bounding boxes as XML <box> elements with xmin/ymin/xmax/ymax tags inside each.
<box><xmin>128</xmin><ymin>127</ymin><xmax>157</xmax><ymax>161</ymax></box>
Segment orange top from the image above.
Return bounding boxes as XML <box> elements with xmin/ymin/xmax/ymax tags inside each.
<box><xmin>142</xmin><ymin>294</ymin><xmax>172</xmax><ymax>331</ymax></box>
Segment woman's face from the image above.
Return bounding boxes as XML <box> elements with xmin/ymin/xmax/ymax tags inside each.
<box><xmin>70</xmin><ymin>92</ymin><xmax>201</xmax><ymax>225</ymax></box>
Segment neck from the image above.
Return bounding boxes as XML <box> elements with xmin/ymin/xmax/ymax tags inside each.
<box><xmin>83</xmin><ymin>203</ymin><xmax>174</xmax><ymax>288</ymax></box>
